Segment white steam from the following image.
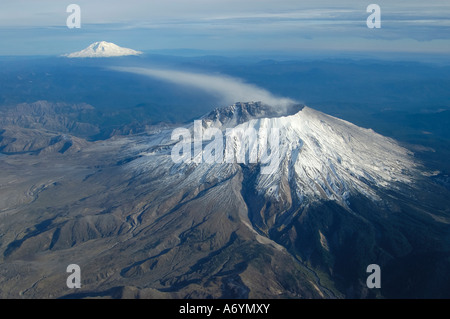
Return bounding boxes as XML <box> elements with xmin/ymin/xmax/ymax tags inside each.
<box><xmin>110</xmin><ymin>66</ymin><xmax>296</xmax><ymax>109</ymax></box>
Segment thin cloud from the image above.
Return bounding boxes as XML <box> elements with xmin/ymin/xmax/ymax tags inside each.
<box><xmin>110</xmin><ymin>66</ymin><xmax>296</xmax><ymax>109</ymax></box>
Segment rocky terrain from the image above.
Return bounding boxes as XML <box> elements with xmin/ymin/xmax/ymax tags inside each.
<box><xmin>0</xmin><ymin>101</ymin><xmax>449</xmax><ymax>299</ymax></box>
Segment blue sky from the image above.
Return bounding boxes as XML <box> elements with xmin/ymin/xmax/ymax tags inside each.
<box><xmin>0</xmin><ymin>0</ymin><xmax>449</xmax><ymax>58</ymax></box>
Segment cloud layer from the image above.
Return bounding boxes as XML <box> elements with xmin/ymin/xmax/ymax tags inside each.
<box><xmin>1</xmin><ymin>0</ymin><xmax>449</xmax><ymax>56</ymax></box>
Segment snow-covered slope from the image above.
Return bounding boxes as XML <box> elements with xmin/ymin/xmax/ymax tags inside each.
<box><xmin>65</xmin><ymin>41</ymin><xmax>142</xmax><ymax>58</ymax></box>
<box><xmin>127</xmin><ymin>102</ymin><xmax>420</xmax><ymax>208</ymax></box>
<box><xmin>239</xmin><ymin>106</ymin><xmax>417</xmax><ymax>203</ymax></box>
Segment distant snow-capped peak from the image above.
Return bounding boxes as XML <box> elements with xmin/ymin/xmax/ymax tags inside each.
<box><xmin>65</xmin><ymin>41</ymin><xmax>142</xmax><ymax>58</ymax></box>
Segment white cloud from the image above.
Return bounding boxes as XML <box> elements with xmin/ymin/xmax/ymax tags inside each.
<box><xmin>111</xmin><ymin>66</ymin><xmax>296</xmax><ymax>108</ymax></box>
<box><xmin>1</xmin><ymin>0</ymin><xmax>449</xmax><ymax>55</ymax></box>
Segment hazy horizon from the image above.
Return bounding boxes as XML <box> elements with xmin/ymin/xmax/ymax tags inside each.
<box><xmin>0</xmin><ymin>0</ymin><xmax>449</xmax><ymax>61</ymax></box>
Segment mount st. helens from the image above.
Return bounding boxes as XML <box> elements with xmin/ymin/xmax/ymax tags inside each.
<box><xmin>0</xmin><ymin>102</ymin><xmax>449</xmax><ymax>299</ymax></box>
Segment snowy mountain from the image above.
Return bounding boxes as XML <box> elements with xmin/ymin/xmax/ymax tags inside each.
<box><xmin>65</xmin><ymin>41</ymin><xmax>142</xmax><ymax>58</ymax></box>
<box><xmin>106</xmin><ymin>102</ymin><xmax>447</xmax><ymax>298</ymax></box>
<box><xmin>123</xmin><ymin>101</ymin><xmax>428</xmax><ymax>244</ymax></box>
<box><xmin>129</xmin><ymin>102</ymin><xmax>420</xmax><ymax>207</ymax></box>
<box><xmin>2</xmin><ymin>101</ymin><xmax>449</xmax><ymax>299</ymax></box>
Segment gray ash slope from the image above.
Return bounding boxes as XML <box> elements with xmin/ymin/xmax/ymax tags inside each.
<box><xmin>0</xmin><ymin>102</ymin><xmax>449</xmax><ymax>298</ymax></box>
